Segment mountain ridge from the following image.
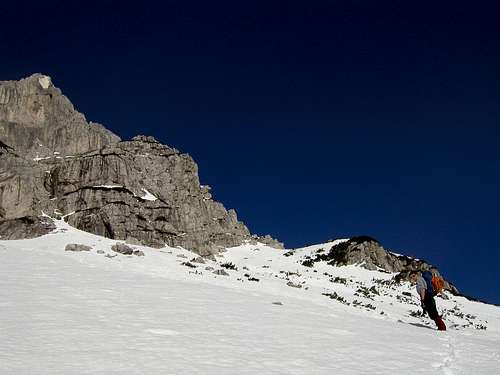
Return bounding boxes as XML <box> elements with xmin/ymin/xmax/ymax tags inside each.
<box><xmin>0</xmin><ymin>73</ymin><xmax>282</xmax><ymax>254</ymax></box>
<box><xmin>0</xmin><ymin>73</ymin><xmax>458</xmax><ymax>294</ymax></box>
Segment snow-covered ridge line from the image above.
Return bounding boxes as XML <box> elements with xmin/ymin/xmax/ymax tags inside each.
<box><xmin>292</xmin><ymin>238</ymin><xmax>349</xmax><ymax>253</ymax></box>
<box><xmin>10</xmin><ymin>218</ymin><xmax>497</xmax><ymax>330</ymax></box>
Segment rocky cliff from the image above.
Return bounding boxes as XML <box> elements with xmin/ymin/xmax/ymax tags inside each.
<box><xmin>0</xmin><ymin>74</ymin><xmax>283</xmax><ymax>254</ymax></box>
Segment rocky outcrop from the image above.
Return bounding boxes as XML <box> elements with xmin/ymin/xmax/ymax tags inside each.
<box><xmin>0</xmin><ymin>216</ymin><xmax>55</xmax><ymax>240</ymax></box>
<box><xmin>252</xmin><ymin>234</ymin><xmax>284</xmax><ymax>249</ymax></box>
<box><xmin>301</xmin><ymin>236</ymin><xmax>459</xmax><ymax>294</ymax></box>
<box><xmin>0</xmin><ymin>74</ymin><xmax>282</xmax><ymax>255</ymax></box>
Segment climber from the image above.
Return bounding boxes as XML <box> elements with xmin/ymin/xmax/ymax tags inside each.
<box><xmin>408</xmin><ymin>270</ymin><xmax>446</xmax><ymax>331</ymax></box>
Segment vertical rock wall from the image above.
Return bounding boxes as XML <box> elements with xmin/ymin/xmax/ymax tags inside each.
<box><xmin>0</xmin><ymin>74</ymin><xmax>282</xmax><ymax>254</ymax></box>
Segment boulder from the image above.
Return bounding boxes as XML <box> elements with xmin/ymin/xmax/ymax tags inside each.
<box><xmin>65</xmin><ymin>243</ymin><xmax>92</xmax><ymax>252</ymax></box>
<box><xmin>287</xmin><ymin>281</ymin><xmax>303</xmax><ymax>289</ymax></box>
<box><xmin>111</xmin><ymin>243</ymin><xmax>134</xmax><ymax>255</ymax></box>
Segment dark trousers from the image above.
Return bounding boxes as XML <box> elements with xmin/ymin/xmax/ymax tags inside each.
<box><xmin>424</xmin><ymin>293</ymin><xmax>446</xmax><ymax>331</ymax></box>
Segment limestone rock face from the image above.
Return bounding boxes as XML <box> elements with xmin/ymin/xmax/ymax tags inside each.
<box><xmin>0</xmin><ymin>74</ymin><xmax>281</xmax><ymax>255</ymax></box>
<box><xmin>0</xmin><ymin>74</ymin><xmax>120</xmax><ymax>158</ymax></box>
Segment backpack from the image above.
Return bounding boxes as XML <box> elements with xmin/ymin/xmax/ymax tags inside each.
<box><xmin>421</xmin><ymin>271</ymin><xmax>444</xmax><ymax>296</ymax></box>
<box><xmin>431</xmin><ymin>275</ymin><xmax>445</xmax><ymax>294</ymax></box>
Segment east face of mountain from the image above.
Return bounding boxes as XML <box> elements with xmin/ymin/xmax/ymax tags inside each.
<box><xmin>0</xmin><ymin>74</ymin><xmax>282</xmax><ymax>254</ymax></box>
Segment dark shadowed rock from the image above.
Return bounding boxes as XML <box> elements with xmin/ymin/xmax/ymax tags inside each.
<box><xmin>0</xmin><ymin>216</ymin><xmax>55</xmax><ymax>239</ymax></box>
<box><xmin>287</xmin><ymin>281</ymin><xmax>303</xmax><ymax>289</ymax></box>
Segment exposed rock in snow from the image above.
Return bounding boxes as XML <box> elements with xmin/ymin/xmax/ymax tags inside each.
<box><xmin>287</xmin><ymin>281</ymin><xmax>303</xmax><ymax>288</ymax></box>
<box><xmin>252</xmin><ymin>234</ymin><xmax>284</xmax><ymax>249</ymax></box>
<box><xmin>299</xmin><ymin>236</ymin><xmax>458</xmax><ymax>293</ymax></box>
<box><xmin>191</xmin><ymin>256</ymin><xmax>206</xmax><ymax>264</ymax></box>
<box><xmin>65</xmin><ymin>243</ymin><xmax>92</xmax><ymax>252</ymax></box>
<box><xmin>111</xmin><ymin>242</ymin><xmax>134</xmax><ymax>255</ymax></box>
<box><xmin>213</xmin><ymin>269</ymin><xmax>230</xmax><ymax>276</ymax></box>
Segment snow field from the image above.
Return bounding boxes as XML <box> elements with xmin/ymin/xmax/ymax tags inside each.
<box><xmin>1</xmin><ymin>219</ymin><xmax>499</xmax><ymax>374</ymax></box>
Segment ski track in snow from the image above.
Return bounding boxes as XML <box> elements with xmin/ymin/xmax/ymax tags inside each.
<box><xmin>1</xmin><ymin>219</ymin><xmax>499</xmax><ymax>374</ymax></box>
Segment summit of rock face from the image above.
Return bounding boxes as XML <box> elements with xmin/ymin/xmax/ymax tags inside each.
<box><xmin>0</xmin><ymin>74</ymin><xmax>120</xmax><ymax>158</ymax></box>
<box><xmin>0</xmin><ymin>74</ymin><xmax>282</xmax><ymax>254</ymax></box>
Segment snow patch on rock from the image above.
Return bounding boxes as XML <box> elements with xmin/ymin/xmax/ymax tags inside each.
<box><xmin>33</xmin><ymin>155</ymin><xmax>51</xmax><ymax>161</ymax></box>
<box><xmin>38</xmin><ymin>76</ymin><xmax>51</xmax><ymax>89</ymax></box>
<box><xmin>140</xmin><ymin>188</ymin><xmax>158</xmax><ymax>201</ymax></box>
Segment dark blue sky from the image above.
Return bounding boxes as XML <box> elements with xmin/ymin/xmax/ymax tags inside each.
<box><xmin>2</xmin><ymin>1</ymin><xmax>499</xmax><ymax>304</ymax></box>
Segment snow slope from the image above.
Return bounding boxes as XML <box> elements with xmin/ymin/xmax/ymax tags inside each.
<box><xmin>1</xmin><ymin>219</ymin><xmax>499</xmax><ymax>374</ymax></box>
